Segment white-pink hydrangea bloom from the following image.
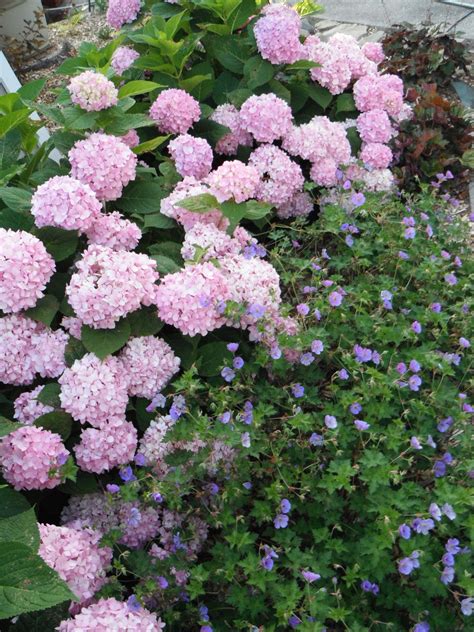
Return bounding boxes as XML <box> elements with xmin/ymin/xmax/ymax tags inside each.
<box><xmin>86</xmin><ymin>211</ymin><xmax>141</xmax><ymax>251</ymax></box>
<box><xmin>254</xmin><ymin>3</ymin><xmax>303</xmax><ymax>64</ymax></box>
<box><xmin>210</xmin><ymin>104</ymin><xmax>253</xmax><ymax>155</ymax></box>
<box><xmin>74</xmin><ymin>419</ymin><xmax>137</xmax><ymax>473</ymax></box>
<box><xmin>168</xmin><ymin>134</ymin><xmax>213</xmax><ymax>179</ymax></box>
<box><xmin>149</xmin><ymin>88</ymin><xmax>200</xmax><ymax>134</ymax></box>
<box><xmin>283</xmin><ymin>116</ymin><xmax>351</xmax><ymax>165</ymax></box>
<box><xmin>240</xmin><ymin>94</ymin><xmax>293</xmax><ymax>143</ymax></box>
<box><xmin>310</xmin><ymin>158</ymin><xmax>339</xmax><ymax>187</ymax></box>
<box><xmin>121</xmin><ymin>128</ymin><xmax>140</xmax><ymax>148</ymax></box>
<box><xmin>39</xmin><ymin>523</ymin><xmax>112</xmax><ymax>603</ymax></box>
<box><xmin>138</xmin><ymin>414</ymin><xmax>176</xmax><ymax>472</ymax></box>
<box><xmin>361</xmin><ymin>41</ymin><xmax>385</xmax><ymax>64</ymax></box>
<box><xmin>59</xmin><ymin>353</ymin><xmax>129</xmax><ymax>427</ymax></box>
<box><xmin>276</xmin><ymin>190</ymin><xmax>313</xmax><ymax>219</ymax></box>
<box><xmin>356</xmin><ymin>109</ymin><xmax>394</xmax><ymax>144</ymax></box>
<box><xmin>66</xmin><ymin>245</ymin><xmax>158</xmax><ymax>329</ymax></box>
<box><xmin>111</xmin><ymin>45</ymin><xmax>139</xmax><ymax>75</ymax></box>
<box><xmin>353</xmin><ymin>74</ymin><xmax>404</xmax><ymax>116</ymax></box>
<box><xmin>206</xmin><ymin>160</ymin><xmax>260</xmax><ymax>203</ymax></box>
<box><xmin>328</xmin><ymin>33</ymin><xmax>377</xmax><ymax>80</ymax></box>
<box><xmin>14</xmin><ymin>386</ymin><xmax>53</xmax><ymax>425</ymax></box>
<box><xmin>119</xmin><ymin>335</ymin><xmax>180</xmax><ymax>398</ymax></box>
<box><xmin>69</xmin><ymin>133</ymin><xmax>137</xmax><ymax>201</ymax></box>
<box><xmin>68</xmin><ymin>71</ymin><xmax>118</xmax><ymax>112</ymax></box>
<box><xmin>155</xmin><ymin>262</ymin><xmax>230</xmax><ymax>336</ymax></box>
<box><xmin>0</xmin><ymin>426</ymin><xmax>69</xmax><ymax>490</ymax></box>
<box><xmin>57</xmin><ymin>597</ymin><xmax>165</xmax><ymax>632</ymax></box>
<box><xmin>0</xmin><ymin>228</ymin><xmax>55</xmax><ymax>313</ymax></box>
<box><xmin>181</xmin><ymin>222</ymin><xmax>240</xmax><ymax>261</ymax></box>
<box><xmin>31</xmin><ymin>175</ymin><xmax>101</xmax><ymax>233</ymax></box>
<box><xmin>249</xmin><ymin>144</ymin><xmax>304</xmax><ymax>205</ymax></box>
<box><xmin>0</xmin><ymin>315</ymin><xmax>68</xmax><ymax>385</ymax></box>
<box><xmin>106</xmin><ymin>0</ymin><xmax>141</xmax><ymax>30</ymax></box>
<box><xmin>363</xmin><ymin>168</ymin><xmax>395</xmax><ymax>191</ymax></box>
<box><xmin>61</xmin><ymin>316</ymin><xmax>83</xmax><ymax>339</ymax></box>
<box><xmin>360</xmin><ymin>142</ymin><xmax>393</xmax><ymax>169</ymax></box>
<box><xmin>161</xmin><ymin>177</ymin><xmax>227</xmax><ymax>231</ymax></box>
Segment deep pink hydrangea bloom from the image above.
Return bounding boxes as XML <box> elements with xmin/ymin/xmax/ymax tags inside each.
<box><xmin>149</xmin><ymin>88</ymin><xmax>200</xmax><ymax>134</ymax></box>
<box><xmin>0</xmin><ymin>426</ymin><xmax>69</xmax><ymax>490</ymax></box>
<box><xmin>249</xmin><ymin>144</ymin><xmax>304</xmax><ymax>205</ymax></box>
<box><xmin>362</xmin><ymin>41</ymin><xmax>385</xmax><ymax>64</ymax></box>
<box><xmin>240</xmin><ymin>94</ymin><xmax>293</xmax><ymax>143</ymax></box>
<box><xmin>206</xmin><ymin>160</ymin><xmax>260</xmax><ymax>203</ymax></box>
<box><xmin>66</xmin><ymin>245</ymin><xmax>158</xmax><ymax>329</ymax></box>
<box><xmin>111</xmin><ymin>45</ymin><xmax>139</xmax><ymax>75</ymax></box>
<box><xmin>69</xmin><ymin>133</ymin><xmax>137</xmax><ymax>201</ymax></box>
<box><xmin>155</xmin><ymin>262</ymin><xmax>231</xmax><ymax>336</ymax></box>
<box><xmin>0</xmin><ymin>228</ymin><xmax>55</xmax><ymax>313</ymax></box>
<box><xmin>119</xmin><ymin>336</ymin><xmax>180</xmax><ymax>398</ymax></box>
<box><xmin>356</xmin><ymin>109</ymin><xmax>394</xmax><ymax>144</ymax></box>
<box><xmin>276</xmin><ymin>190</ymin><xmax>313</xmax><ymax>219</ymax></box>
<box><xmin>85</xmin><ymin>211</ymin><xmax>141</xmax><ymax>251</ymax></box>
<box><xmin>31</xmin><ymin>175</ymin><xmax>101</xmax><ymax>233</ymax></box>
<box><xmin>168</xmin><ymin>134</ymin><xmax>213</xmax><ymax>179</ymax></box>
<box><xmin>353</xmin><ymin>74</ymin><xmax>404</xmax><ymax>116</ymax></box>
<box><xmin>181</xmin><ymin>222</ymin><xmax>242</xmax><ymax>261</ymax></box>
<box><xmin>254</xmin><ymin>3</ymin><xmax>303</xmax><ymax>64</ymax></box>
<box><xmin>210</xmin><ymin>104</ymin><xmax>253</xmax><ymax>155</ymax></box>
<box><xmin>38</xmin><ymin>523</ymin><xmax>112</xmax><ymax>602</ymax></box>
<box><xmin>59</xmin><ymin>353</ymin><xmax>129</xmax><ymax>427</ymax></box>
<box><xmin>161</xmin><ymin>177</ymin><xmax>227</xmax><ymax>231</ymax></box>
<box><xmin>121</xmin><ymin>128</ymin><xmax>140</xmax><ymax>148</ymax></box>
<box><xmin>75</xmin><ymin>419</ymin><xmax>137</xmax><ymax>473</ymax></box>
<box><xmin>106</xmin><ymin>0</ymin><xmax>141</xmax><ymax>30</ymax></box>
<box><xmin>0</xmin><ymin>315</ymin><xmax>68</xmax><ymax>385</ymax></box>
<box><xmin>57</xmin><ymin>597</ymin><xmax>165</xmax><ymax>631</ymax></box>
<box><xmin>360</xmin><ymin>142</ymin><xmax>393</xmax><ymax>169</ymax></box>
<box><xmin>68</xmin><ymin>71</ymin><xmax>118</xmax><ymax>111</ymax></box>
<box><xmin>14</xmin><ymin>386</ymin><xmax>53</xmax><ymax>425</ymax></box>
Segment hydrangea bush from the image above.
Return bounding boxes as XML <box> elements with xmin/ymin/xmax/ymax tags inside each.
<box><xmin>0</xmin><ymin>1</ymin><xmax>472</xmax><ymax>631</ymax></box>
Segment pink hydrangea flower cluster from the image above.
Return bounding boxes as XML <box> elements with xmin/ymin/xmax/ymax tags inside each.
<box><xmin>363</xmin><ymin>167</ymin><xmax>395</xmax><ymax>192</ymax></box>
<box><xmin>66</xmin><ymin>245</ymin><xmax>158</xmax><ymax>329</ymax></box>
<box><xmin>0</xmin><ymin>315</ymin><xmax>68</xmax><ymax>385</ymax></box>
<box><xmin>0</xmin><ymin>228</ymin><xmax>55</xmax><ymax>313</ymax></box>
<box><xmin>74</xmin><ymin>418</ymin><xmax>137</xmax><ymax>473</ymax></box>
<box><xmin>149</xmin><ymin>88</ymin><xmax>200</xmax><ymax>134</ymax></box>
<box><xmin>360</xmin><ymin>142</ymin><xmax>393</xmax><ymax>169</ymax></box>
<box><xmin>206</xmin><ymin>160</ymin><xmax>260</xmax><ymax>203</ymax></box>
<box><xmin>68</xmin><ymin>71</ymin><xmax>118</xmax><ymax>111</ymax></box>
<box><xmin>86</xmin><ymin>211</ymin><xmax>142</xmax><ymax>251</ymax></box>
<box><xmin>69</xmin><ymin>133</ymin><xmax>137</xmax><ymax>201</ymax></box>
<box><xmin>168</xmin><ymin>134</ymin><xmax>213</xmax><ymax>179</ymax></box>
<box><xmin>14</xmin><ymin>385</ymin><xmax>53</xmax><ymax>424</ymax></box>
<box><xmin>155</xmin><ymin>262</ymin><xmax>230</xmax><ymax>336</ymax></box>
<box><xmin>38</xmin><ymin>523</ymin><xmax>112</xmax><ymax>602</ymax></box>
<box><xmin>61</xmin><ymin>316</ymin><xmax>83</xmax><ymax>339</ymax></box>
<box><xmin>276</xmin><ymin>190</ymin><xmax>313</xmax><ymax>219</ymax></box>
<box><xmin>361</xmin><ymin>41</ymin><xmax>386</xmax><ymax>64</ymax></box>
<box><xmin>180</xmin><ymin>222</ymin><xmax>242</xmax><ymax>261</ymax></box>
<box><xmin>249</xmin><ymin>144</ymin><xmax>304</xmax><ymax>205</ymax></box>
<box><xmin>106</xmin><ymin>0</ymin><xmax>141</xmax><ymax>30</ymax></box>
<box><xmin>210</xmin><ymin>104</ymin><xmax>253</xmax><ymax>155</ymax></box>
<box><xmin>353</xmin><ymin>73</ymin><xmax>404</xmax><ymax>116</ymax></box>
<box><xmin>57</xmin><ymin>597</ymin><xmax>165</xmax><ymax>631</ymax></box>
<box><xmin>0</xmin><ymin>426</ymin><xmax>69</xmax><ymax>490</ymax></box>
<box><xmin>240</xmin><ymin>94</ymin><xmax>293</xmax><ymax>143</ymax></box>
<box><xmin>161</xmin><ymin>177</ymin><xmax>227</xmax><ymax>231</ymax></box>
<box><xmin>138</xmin><ymin>414</ymin><xmax>176</xmax><ymax>474</ymax></box>
<box><xmin>253</xmin><ymin>3</ymin><xmax>303</xmax><ymax>64</ymax></box>
<box><xmin>59</xmin><ymin>353</ymin><xmax>129</xmax><ymax>427</ymax></box>
<box><xmin>119</xmin><ymin>335</ymin><xmax>180</xmax><ymax>398</ymax></box>
<box><xmin>121</xmin><ymin>128</ymin><xmax>140</xmax><ymax>148</ymax></box>
<box><xmin>356</xmin><ymin>109</ymin><xmax>394</xmax><ymax>144</ymax></box>
<box><xmin>111</xmin><ymin>45</ymin><xmax>139</xmax><ymax>75</ymax></box>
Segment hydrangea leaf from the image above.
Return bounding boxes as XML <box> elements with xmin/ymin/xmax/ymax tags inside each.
<box><xmin>81</xmin><ymin>320</ymin><xmax>131</xmax><ymax>360</ymax></box>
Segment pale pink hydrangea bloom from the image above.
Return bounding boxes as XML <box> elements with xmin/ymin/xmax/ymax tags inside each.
<box><xmin>31</xmin><ymin>175</ymin><xmax>102</xmax><ymax>233</ymax></box>
<box><xmin>155</xmin><ymin>262</ymin><xmax>231</xmax><ymax>336</ymax></box>
<box><xmin>276</xmin><ymin>190</ymin><xmax>313</xmax><ymax>219</ymax></box>
<box><xmin>61</xmin><ymin>316</ymin><xmax>83</xmax><ymax>339</ymax></box>
<box><xmin>363</xmin><ymin>168</ymin><xmax>395</xmax><ymax>191</ymax></box>
<box><xmin>69</xmin><ymin>133</ymin><xmax>137</xmax><ymax>201</ymax></box>
<box><xmin>0</xmin><ymin>315</ymin><xmax>68</xmax><ymax>385</ymax></box>
<box><xmin>329</xmin><ymin>33</ymin><xmax>377</xmax><ymax>79</ymax></box>
<box><xmin>206</xmin><ymin>160</ymin><xmax>260</xmax><ymax>203</ymax></box>
<box><xmin>362</xmin><ymin>41</ymin><xmax>385</xmax><ymax>64</ymax></box>
<box><xmin>111</xmin><ymin>45</ymin><xmax>139</xmax><ymax>75</ymax></box>
<box><xmin>38</xmin><ymin>523</ymin><xmax>112</xmax><ymax>603</ymax></box>
<box><xmin>14</xmin><ymin>385</ymin><xmax>53</xmax><ymax>425</ymax></box>
<box><xmin>161</xmin><ymin>177</ymin><xmax>228</xmax><ymax>231</ymax></box>
<box><xmin>356</xmin><ymin>109</ymin><xmax>394</xmax><ymax>144</ymax></box>
<box><xmin>180</xmin><ymin>222</ymin><xmax>241</xmax><ymax>261</ymax></box>
<box><xmin>59</xmin><ymin>353</ymin><xmax>129</xmax><ymax>427</ymax></box>
<box><xmin>249</xmin><ymin>144</ymin><xmax>304</xmax><ymax>205</ymax></box>
<box><xmin>0</xmin><ymin>426</ymin><xmax>69</xmax><ymax>490</ymax></box>
<box><xmin>0</xmin><ymin>228</ymin><xmax>55</xmax><ymax>313</ymax></box>
<box><xmin>74</xmin><ymin>419</ymin><xmax>137</xmax><ymax>473</ymax></box>
<box><xmin>121</xmin><ymin>128</ymin><xmax>140</xmax><ymax>148</ymax></box>
<box><xmin>168</xmin><ymin>134</ymin><xmax>213</xmax><ymax>179</ymax></box>
<box><xmin>57</xmin><ymin>597</ymin><xmax>165</xmax><ymax>632</ymax></box>
<box><xmin>353</xmin><ymin>74</ymin><xmax>404</xmax><ymax>116</ymax></box>
<box><xmin>138</xmin><ymin>414</ymin><xmax>176</xmax><ymax>474</ymax></box>
<box><xmin>149</xmin><ymin>88</ymin><xmax>200</xmax><ymax>134</ymax></box>
<box><xmin>85</xmin><ymin>211</ymin><xmax>141</xmax><ymax>251</ymax></box>
<box><xmin>210</xmin><ymin>104</ymin><xmax>253</xmax><ymax>155</ymax></box>
<box><xmin>106</xmin><ymin>0</ymin><xmax>141</xmax><ymax>30</ymax></box>
<box><xmin>119</xmin><ymin>336</ymin><xmax>180</xmax><ymax>398</ymax></box>
<box><xmin>360</xmin><ymin>142</ymin><xmax>393</xmax><ymax>169</ymax></box>
<box><xmin>254</xmin><ymin>3</ymin><xmax>303</xmax><ymax>64</ymax></box>
<box><xmin>283</xmin><ymin>116</ymin><xmax>351</xmax><ymax>165</ymax></box>
<box><xmin>66</xmin><ymin>245</ymin><xmax>158</xmax><ymax>329</ymax></box>
<box><xmin>310</xmin><ymin>158</ymin><xmax>339</xmax><ymax>187</ymax></box>
<box><xmin>68</xmin><ymin>71</ymin><xmax>118</xmax><ymax>112</ymax></box>
<box><xmin>240</xmin><ymin>93</ymin><xmax>293</xmax><ymax>143</ymax></box>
